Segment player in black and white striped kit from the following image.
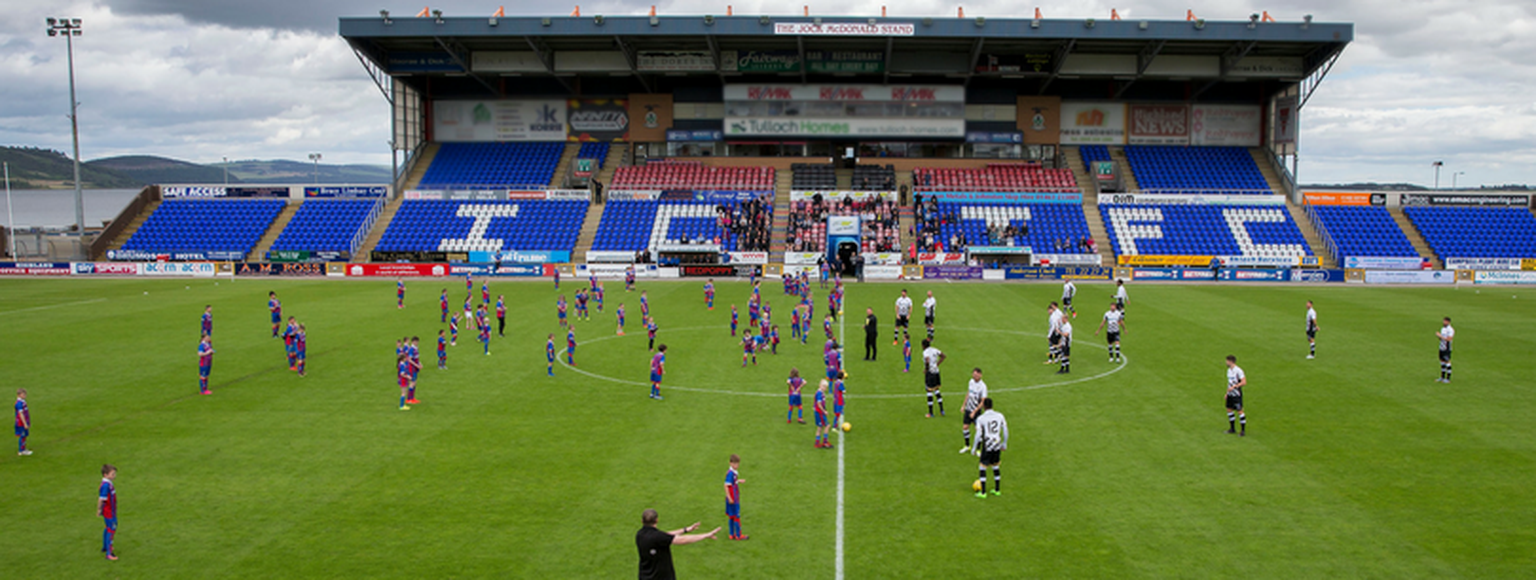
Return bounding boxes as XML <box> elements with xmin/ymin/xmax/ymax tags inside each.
<box><xmin>959</xmin><ymin>368</ymin><xmax>988</xmax><ymax>454</ymax></box>
<box><xmin>1436</xmin><ymin>317</ymin><xmax>1455</xmax><ymax>383</ymax></box>
<box><xmin>1044</xmin><ymin>303</ymin><xmax>1064</xmax><ymax>364</ymax></box>
<box><xmin>921</xmin><ymin>338</ymin><xmax>946</xmax><ymax>418</ymax></box>
<box><xmin>894</xmin><ymin>290</ymin><xmax>914</xmax><ymax>346</ymax></box>
<box><xmin>1114</xmin><ymin>279</ymin><xmax>1128</xmax><ymax>311</ymax></box>
<box><xmin>1061</xmin><ymin>280</ymin><xmax>1078</xmax><ymax>318</ymax></box>
<box><xmin>1305</xmin><ymin>301</ymin><xmax>1319</xmax><ymax>359</ymax></box>
<box><xmin>1096</xmin><ymin>302</ymin><xmax>1125</xmax><ymax>362</ymax></box>
<box><xmin>1056</xmin><ymin>318</ymin><xmax>1074</xmax><ymax>375</ymax></box>
<box><xmin>971</xmin><ymin>398</ymin><xmax>1008</xmax><ymax>498</ymax></box>
<box><xmin>1225</xmin><ymin>355</ymin><xmax>1247</xmax><ymax>436</ymax></box>
<box><xmin>922</xmin><ymin>291</ymin><xmax>937</xmax><ymax>340</ymax></box>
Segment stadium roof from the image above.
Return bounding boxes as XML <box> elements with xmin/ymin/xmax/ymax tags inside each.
<box><xmin>340</xmin><ymin>14</ymin><xmax>1351</xmax><ymax>103</ymax></box>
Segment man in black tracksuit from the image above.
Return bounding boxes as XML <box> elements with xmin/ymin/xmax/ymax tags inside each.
<box><xmin>863</xmin><ymin>308</ymin><xmax>879</xmax><ymax>361</ymax></box>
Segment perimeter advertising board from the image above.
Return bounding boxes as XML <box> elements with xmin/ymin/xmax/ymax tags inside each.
<box><xmin>1343</xmin><ymin>256</ymin><xmax>1426</xmax><ymax>270</ymax></box>
<box><xmin>234</xmin><ymin>263</ymin><xmax>327</xmax><ymax>277</ymax></box>
<box><xmin>1127</xmin><ymin>104</ymin><xmax>1190</xmax><ymax>146</ymax></box>
<box><xmin>923</xmin><ymin>265</ymin><xmax>983</xmax><ymax>280</ymax></box>
<box><xmin>71</xmin><ymin>262</ymin><xmax>142</xmax><ymax>275</ymax></box>
<box><xmin>347</xmin><ymin>263</ymin><xmax>451</xmax><ymax>277</ymax></box>
<box><xmin>1445</xmin><ymin>257</ymin><xmax>1524</xmax><ymax>270</ymax></box>
<box><xmin>0</xmin><ymin>262</ymin><xmax>72</xmax><ymax>275</ymax></box>
<box><xmin>141</xmin><ymin>262</ymin><xmax>217</xmax><ymax>277</ymax></box>
<box><xmin>1189</xmin><ymin>105</ymin><xmax>1261</xmax><ymax>147</ymax></box>
<box><xmin>1363</xmin><ymin>270</ymin><xmax>1456</xmax><ymax>285</ymax></box>
<box><xmin>1473</xmin><ymin>271</ymin><xmax>1536</xmax><ymax>285</ymax></box>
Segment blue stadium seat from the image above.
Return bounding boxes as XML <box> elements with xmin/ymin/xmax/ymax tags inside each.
<box><xmin>591</xmin><ymin>200</ymin><xmax>660</xmax><ymax>252</ymax></box>
<box><xmin>1101</xmin><ymin>204</ymin><xmax>1313</xmax><ymax>258</ymax></box>
<box><xmin>576</xmin><ymin>142</ymin><xmax>610</xmax><ymax>169</ymax></box>
<box><xmin>375</xmin><ymin>200</ymin><xmax>588</xmax><ymax>253</ymax></box>
<box><xmin>590</xmin><ymin>199</ymin><xmax>773</xmax><ymax>252</ymax></box>
<box><xmin>269</xmin><ymin>200</ymin><xmax>377</xmax><ymax>255</ymax></box>
<box><xmin>1123</xmin><ymin>146</ymin><xmax>1270</xmax><ymax>193</ymax></box>
<box><xmin>1079</xmin><ymin>145</ymin><xmax>1111</xmax><ymax>166</ymax></box>
<box><xmin>1309</xmin><ymin>206</ymin><xmax>1418</xmax><ymax>262</ymax></box>
<box><xmin>419</xmin><ymin>142</ymin><xmax>566</xmax><ymax>188</ymax></box>
<box><xmin>122</xmin><ymin>199</ymin><xmax>287</xmax><ymax>257</ymax></box>
<box><xmin>932</xmin><ymin>203</ymin><xmax>1094</xmax><ymax>253</ymax></box>
<box><xmin>1404</xmin><ymin>206</ymin><xmax>1536</xmax><ymax>260</ymax></box>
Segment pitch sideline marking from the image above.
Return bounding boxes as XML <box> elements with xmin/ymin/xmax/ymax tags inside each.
<box><xmin>556</xmin><ymin>325</ymin><xmax>1128</xmax><ymax>398</ymax></box>
<box><xmin>0</xmin><ymin>297</ymin><xmax>107</xmax><ymax>316</ymax></box>
<box><xmin>836</xmin><ymin>305</ymin><xmax>846</xmax><ymax>580</ymax></box>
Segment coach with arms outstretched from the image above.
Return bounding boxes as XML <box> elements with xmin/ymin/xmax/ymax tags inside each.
<box><xmin>637</xmin><ymin>509</ymin><xmax>719</xmax><ymax>580</ymax></box>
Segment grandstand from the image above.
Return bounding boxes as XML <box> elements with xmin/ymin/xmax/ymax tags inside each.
<box><xmin>417</xmin><ymin>142</ymin><xmax>565</xmax><ymax>189</ymax></box>
<box><xmin>1308</xmin><ymin>205</ymin><xmax>1419</xmax><ymax>264</ymax></box>
<box><xmin>912</xmin><ymin>165</ymin><xmax>1077</xmax><ymax>193</ymax></box>
<box><xmin>267</xmin><ymin>199</ymin><xmax>381</xmax><ymax>258</ymax></box>
<box><xmin>1405</xmin><ymin>206</ymin><xmax>1536</xmax><ymax>261</ymax></box>
<box><xmin>117</xmin><ymin>199</ymin><xmax>286</xmax><ymax>259</ymax></box>
<box><xmin>1102</xmin><ymin>204</ymin><xmax>1313</xmax><ymax>259</ymax></box>
<box><xmin>374</xmin><ymin>199</ymin><xmax>588</xmax><ymax>254</ymax></box>
<box><xmin>916</xmin><ymin>202</ymin><xmax>1095</xmax><ymax>255</ymax></box>
<box><xmin>1123</xmin><ymin>146</ymin><xmax>1271</xmax><ymax>193</ymax></box>
<box><xmin>610</xmin><ymin>162</ymin><xmax>774</xmax><ymax>191</ymax></box>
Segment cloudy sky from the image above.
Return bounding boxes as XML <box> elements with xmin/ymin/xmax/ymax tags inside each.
<box><xmin>2</xmin><ymin>0</ymin><xmax>1533</xmax><ymax>187</ymax></box>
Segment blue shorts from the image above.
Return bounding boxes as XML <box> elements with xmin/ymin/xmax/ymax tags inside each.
<box><xmin>725</xmin><ymin>502</ymin><xmax>740</xmax><ymax>517</ymax></box>
<box><xmin>650</xmin><ymin>372</ymin><xmax>662</xmax><ymax>383</ymax></box>
<box><xmin>199</xmin><ymin>366</ymin><xmax>211</xmax><ymax>377</ymax></box>
<box><xmin>297</xmin><ymin>350</ymin><xmax>306</xmax><ymax>359</ymax></box>
<box><xmin>788</xmin><ymin>394</ymin><xmax>802</xmax><ymax>407</ymax></box>
<box><xmin>286</xmin><ymin>344</ymin><xmax>296</xmax><ymax>354</ymax></box>
<box><xmin>15</xmin><ymin>426</ymin><xmax>27</xmax><ymax>438</ymax></box>
<box><xmin>834</xmin><ymin>404</ymin><xmax>843</xmax><ymax>416</ymax></box>
<box><xmin>104</xmin><ymin>517</ymin><xmax>117</xmax><ymax>531</ymax></box>
<box><xmin>271</xmin><ymin>314</ymin><xmax>280</xmax><ymax>323</ymax></box>
<box><xmin>826</xmin><ymin>370</ymin><xmax>838</xmax><ymax>380</ymax></box>
<box><xmin>815</xmin><ymin>412</ymin><xmax>828</xmax><ymax>427</ymax></box>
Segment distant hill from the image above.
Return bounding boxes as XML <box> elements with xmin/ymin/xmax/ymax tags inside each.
<box><xmin>91</xmin><ymin>155</ymin><xmax>237</xmax><ymax>186</ymax></box>
<box><xmin>0</xmin><ymin>146</ymin><xmax>140</xmax><ymax>189</ymax></box>
<box><xmin>0</xmin><ymin>146</ymin><xmax>392</xmax><ymax>188</ymax></box>
<box><xmin>222</xmin><ymin>159</ymin><xmax>392</xmax><ymax>185</ymax></box>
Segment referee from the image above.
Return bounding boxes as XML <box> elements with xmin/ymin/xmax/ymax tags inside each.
<box><xmin>863</xmin><ymin>308</ymin><xmax>878</xmax><ymax>361</ymax></box>
<box><xmin>637</xmin><ymin>509</ymin><xmax>719</xmax><ymax>580</ymax></box>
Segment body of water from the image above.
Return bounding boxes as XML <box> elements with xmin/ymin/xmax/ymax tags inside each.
<box><xmin>2</xmin><ymin>189</ymin><xmax>142</xmax><ymax>229</ymax></box>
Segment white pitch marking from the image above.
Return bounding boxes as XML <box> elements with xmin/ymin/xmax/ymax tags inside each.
<box><xmin>555</xmin><ymin>326</ymin><xmax>1128</xmax><ymax>398</ymax></box>
<box><xmin>836</xmin><ymin>304</ymin><xmax>846</xmax><ymax>580</ymax></box>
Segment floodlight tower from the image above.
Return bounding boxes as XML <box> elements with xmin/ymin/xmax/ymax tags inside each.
<box><xmin>46</xmin><ymin>17</ymin><xmax>85</xmax><ymax>237</ymax></box>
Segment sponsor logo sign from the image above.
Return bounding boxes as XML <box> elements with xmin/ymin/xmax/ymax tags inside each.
<box><xmin>404</xmin><ymin>190</ymin><xmax>445</xmax><ymax>200</ymax></box>
<box><xmin>1343</xmin><ymin>256</ymin><xmax>1427</xmax><ymax>270</ymax></box>
<box><xmin>387</xmin><ymin>51</ymin><xmax>463</xmax><ymax>73</ymax></box>
<box><xmin>1303</xmin><ymin>191</ymin><xmax>1380</xmax><ymax>206</ymax></box>
<box><xmin>1291</xmin><ymin>269</ymin><xmax>1346</xmax><ymax>283</ymax></box>
<box><xmin>162</xmin><ymin>186</ymin><xmax>227</xmax><ymax>198</ymax></box>
<box><xmin>922</xmin><ymin>265</ymin><xmax>983</xmax><ymax>280</ymax></box>
<box><xmin>1099</xmin><ymin>193</ymin><xmax>1284</xmax><ymax>206</ymax></box>
<box><xmin>1525</xmin><ymin>258</ymin><xmax>1536</xmax><ymax>271</ymax></box>
<box><xmin>1131</xmin><ymin>268</ymin><xmax>1180</xmax><ymax>280</ymax></box>
<box><xmin>1118</xmin><ymin>255</ymin><xmax>1215</xmax><ymax>267</ymax></box>
<box><xmin>665</xmin><ymin>129</ymin><xmax>724</xmax><ymax>142</ymax></box>
<box><xmin>771</xmin><ymin>22</ymin><xmax>915</xmax><ymax>36</ymax></box>
<box><xmin>965</xmin><ymin>131</ymin><xmax>1024</xmax><ymax>144</ymax></box>
<box><xmin>784</xmin><ymin>252</ymin><xmax>822</xmax><ymax>265</ymax></box>
<box><xmin>681</xmin><ymin>265</ymin><xmax>739</xmax><ymax>277</ymax></box>
<box><xmin>636</xmin><ymin>51</ymin><xmax>715</xmax><ymax>71</ymax></box>
<box><xmin>1222</xmin><ymin>256</ymin><xmax>1302</xmax><ymax>268</ymax></box>
<box><xmin>1003</xmin><ymin>266</ymin><xmax>1113</xmax><ymax>280</ymax></box>
<box><xmin>1031</xmin><ymin>254</ymin><xmax>1103</xmax><ymax>267</ymax></box>
<box><xmin>1217</xmin><ymin>268</ymin><xmax>1291</xmax><ymax>281</ymax></box>
<box><xmin>827</xmin><ymin>216</ymin><xmax>861</xmax><ymax>236</ymax></box>
<box><xmin>347</xmin><ymin>263</ymin><xmax>451</xmax><ymax>277</ymax></box>
<box><xmin>859</xmin><ymin>252</ymin><xmax>903</xmax><ymax>266</ymax></box>
<box><xmin>1363</xmin><ymin>270</ymin><xmax>1455</xmax><ymax>285</ymax></box>
<box><xmin>304</xmin><ymin>186</ymin><xmax>387</xmax><ymax>198</ymax></box>
<box><xmin>141</xmin><ymin>262</ymin><xmax>217</xmax><ymax>277</ymax></box>
<box><xmin>0</xmin><ymin>262</ymin><xmax>72</xmax><ymax>275</ymax></box>
<box><xmin>1128</xmin><ymin>104</ymin><xmax>1190</xmax><ymax>146</ymax></box>
<box><xmin>586</xmin><ymin>251</ymin><xmax>641</xmax><ymax>263</ymax></box>
<box><xmin>1190</xmin><ymin>104</ymin><xmax>1261</xmax><ymax>147</ymax></box>
<box><xmin>1060</xmin><ymin>102</ymin><xmax>1126</xmax><ymax>145</ymax></box>
<box><xmin>723</xmin><ymin>84</ymin><xmax>965</xmax><ymax>102</ymax></box>
<box><xmin>1180</xmin><ymin>270</ymin><xmax>1217</xmax><ymax>280</ymax></box>
<box><xmin>1473</xmin><ymin>271</ymin><xmax>1536</xmax><ymax>285</ymax></box>
<box><xmin>724</xmin><ymin>117</ymin><xmax>963</xmax><ymax>138</ymax></box>
<box><xmin>71</xmin><ymin>262</ymin><xmax>141</xmax><ymax>275</ymax></box>
<box><xmin>864</xmin><ymin>265</ymin><xmax>903</xmax><ymax>279</ymax></box>
<box><xmin>1400</xmin><ymin>194</ymin><xmax>1530</xmax><ymax>207</ymax></box>
<box><xmin>925</xmin><ymin>191</ymin><xmax>1082</xmax><ymax>204</ymax></box>
<box><xmin>433</xmin><ymin>100</ymin><xmax>568</xmax><ymax>142</ymax></box>
<box><xmin>916</xmin><ymin>253</ymin><xmax>967</xmax><ymax>265</ymax></box>
<box><xmin>967</xmin><ymin>246</ymin><xmax>1032</xmax><ymax>256</ymax></box>
<box><xmin>1445</xmin><ymin>257</ymin><xmax>1524</xmax><ymax>270</ymax></box>
<box><xmin>234</xmin><ymin>263</ymin><xmax>327</xmax><ymax>277</ymax></box>
<box><xmin>789</xmin><ymin>191</ymin><xmax>895</xmax><ymax>202</ymax></box>
<box><xmin>567</xmin><ymin>99</ymin><xmax>629</xmax><ymax>141</ymax></box>
<box><xmin>727</xmin><ymin>252</ymin><xmax>769</xmax><ymax>265</ymax></box>
<box><xmin>1273</xmin><ymin>95</ymin><xmax>1299</xmax><ymax>145</ymax></box>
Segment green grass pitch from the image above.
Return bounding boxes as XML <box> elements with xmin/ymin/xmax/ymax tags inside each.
<box><xmin>0</xmin><ymin>276</ymin><xmax>1533</xmax><ymax>578</ymax></box>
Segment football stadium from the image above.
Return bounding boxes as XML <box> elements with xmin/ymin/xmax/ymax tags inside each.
<box><xmin>4</xmin><ymin>7</ymin><xmax>1536</xmax><ymax>579</ymax></box>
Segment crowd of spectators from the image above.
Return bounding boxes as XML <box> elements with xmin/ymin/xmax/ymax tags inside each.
<box><xmin>717</xmin><ymin>195</ymin><xmax>774</xmax><ymax>252</ymax></box>
<box><xmin>785</xmin><ymin>194</ymin><xmax>900</xmax><ymax>253</ymax></box>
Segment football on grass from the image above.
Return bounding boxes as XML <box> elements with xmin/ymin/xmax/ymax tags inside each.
<box><xmin>841</xmin><ymin>422</ymin><xmax>851</xmax><ymax>432</ymax></box>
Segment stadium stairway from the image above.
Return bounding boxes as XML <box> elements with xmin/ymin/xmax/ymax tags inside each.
<box><xmin>399</xmin><ymin>142</ymin><xmax>440</xmax><ymax>192</ymax></box>
<box><xmin>595</xmin><ymin>143</ymin><xmax>628</xmax><ymax>188</ymax></box>
<box><xmin>1389</xmin><ymin>207</ymin><xmax>1443</xmax><ymax>268</ymax></box>
<box><xmin>571</xmin><ymin>202</ymin><xmax>605</xmax><ymax>263</ymax></box>
<box><xmin>353</xmin><ymin>196</ymin><xmax>406</xmax><ymax>262</ymax></box>
<box><xmin>769</xmin><ymin>170</ymin><xmax>793</xmax><ymax>262</ymax></box>
<box><xmin>1108</xmin><ymin>147</ymin><xmax>1142</xmax><ymax>192</ymax></box>
<box><xmin>103</xmin><ymin>200</ymin><xmax>161</xmax><ymax>255</ymax></box>
<box><xmin>247</xmin><ymin>201</ymin><xmax>302</xmax><ymax>261</ymax></box>
<box><xmin>1249</xmin><ymin>148</ymin><xmax>1288</xmax><ymax>196</ymax></box>
<box><xmin>1063</xmin><ymin>147</ymin><xmax>1118</xmax><ymax>266</ymax></box>
<box><xmin>550</xmin><ymin>143</ymin><xmax>582</xmax><ymax>189</ymax></box>
<box><xmin>835</xmin><ymin>168</ymin><xmax>853</xmax><ymax>190</ymax></box>
<box><xmin>1283</xmin><ymin>200</ymin><xmax>1336</xmax><ymax>269</ymax></box>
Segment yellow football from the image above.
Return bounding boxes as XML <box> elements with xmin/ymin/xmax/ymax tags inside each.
<box><xmin>840</xmin><ymin>422</ymin><xmax>851</xmax><ymax>432</ymax></box>
<box><xmin>972</xmin><ymin>479</ymin><xmax>983</xmax><ymax>492</ymax></box>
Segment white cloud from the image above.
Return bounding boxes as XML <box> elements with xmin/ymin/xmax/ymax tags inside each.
<box><xmin>0</xmin><ymin>0</ymin><xmax>1532</xmax><ymax>186</ymax></box>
